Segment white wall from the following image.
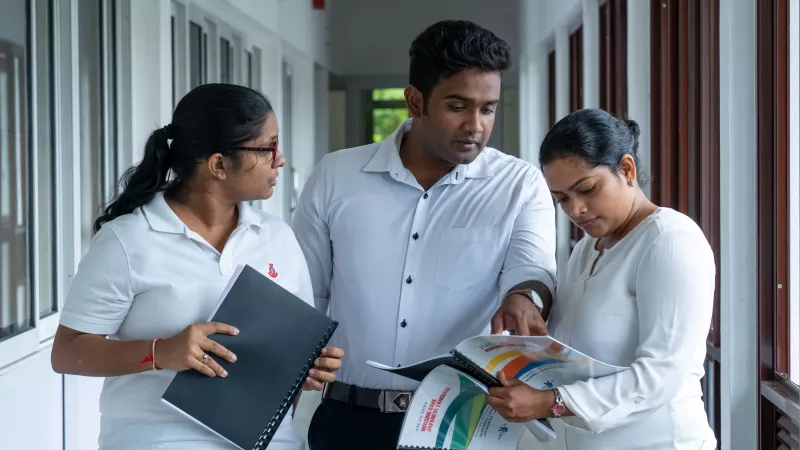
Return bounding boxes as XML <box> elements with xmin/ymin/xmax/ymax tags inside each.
<box><xmin>331</xmin><ymin>0</ymin><xmax>519</xmax><ymax>77</ymax></box>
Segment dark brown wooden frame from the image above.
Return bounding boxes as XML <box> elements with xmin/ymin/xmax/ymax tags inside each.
<box><xmin>756</xmin><ymin>0</ymin><xmax>791</xmax><ymax>448</ymax></box>
<box><xmin>548</xmin><ymin>50</ymin><xmax>556</xmax><ymax>128</ymax></box>
<box><xmin>649</xmin><ymin>0</ymin><xmax>721</xmax><ymax>443</ymax></box>
<box><xmin>599</xmin><ymin>0</ymin><xmax>628</xmax><ymax>119</ymax></box>
<box><xmin>568</xmin><ymin>26</ymin><xmax>584</xmax><ymax>250</ymax></box>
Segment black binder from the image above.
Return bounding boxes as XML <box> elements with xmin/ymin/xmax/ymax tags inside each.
<box><xmin>162</xmin><ymin>264</ymin><xmax>338</xmax><ymax>450</ymax></box>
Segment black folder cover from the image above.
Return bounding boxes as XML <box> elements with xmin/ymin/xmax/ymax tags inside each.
<box><xmin>162</xmin><ymin>264</ymin><xmax>338</xmax><ymax>450</ymax></box>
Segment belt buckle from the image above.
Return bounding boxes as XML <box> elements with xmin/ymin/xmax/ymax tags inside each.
<box><xmin>378</xmin><ymin>390</ymin><xmax>411</xmax><ymax>413</ymax></box>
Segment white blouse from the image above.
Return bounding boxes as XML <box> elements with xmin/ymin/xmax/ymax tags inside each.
<box><xmin>60</xmin><ymin>192</ymin><xmax>311</xmax><ymax>450</ymax></box>
<box><xmin>546</xmin><ymin>208</ymin><xmax>718</xmax><ymax>450</ymax></box>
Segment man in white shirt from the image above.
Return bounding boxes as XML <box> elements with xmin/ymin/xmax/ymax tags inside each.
<box><xmin>291</xmin><ymin>20</ymin><xmax>557</xmax><ymax>449</ymax></box>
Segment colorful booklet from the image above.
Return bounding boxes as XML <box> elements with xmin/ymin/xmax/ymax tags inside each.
<box><xmin>366</xmin><ymin>335</ymin><xmax>625</xmax><ymax>449</ymax></box>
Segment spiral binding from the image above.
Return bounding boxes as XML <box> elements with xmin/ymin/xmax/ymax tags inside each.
<box><xmin>451</xmin><ymin>351</ymin><xmax>500</xmax><ymax>387</ymax></box>
<box><xmin>251</xmin><ymin>322</ymin><xmax>339</xmax><ymax>450</ymax></box>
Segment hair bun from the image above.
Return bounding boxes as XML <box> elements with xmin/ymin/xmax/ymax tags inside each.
<box><xmin>624</xmin><ymin>119</ymin><xmax>641</xmax><ymax>138</ymax></box>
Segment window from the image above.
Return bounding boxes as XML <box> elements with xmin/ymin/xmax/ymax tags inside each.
<box><xmin>32</xmin><ymin>0</ymin><xmax>56</xmax><ymax>319</ymax></box>
<box><xmin>757</xmin><ymin>0</ymin><xmax>800</xmax><ymax>447</ymax></box>
<box><xmin>547</xmin><ymin>50</ymin><xmax>555</xmax><ymax>128</ymax></box>
<box><xmin>568</xmin><ymin>26</ymin><xmax>584</xmax><ymax>251</ymax></box>
<box><xmin>791</xmin><ymin>0</ymin><xmax>799</xmax><ymax>388</ymax></box>
<box><xmin>0</xmin><ymin>0</ymin><xmax>32</xmax><ymax>341</ymax></box>
<box><xmin>189</xmin><ymin>21</ymin><xmax>206</xmax><ymax>88</ymax></box>
<box><xmin>282</xmin><ymin>60</ymin><xmax>297</xmax><ymax>221</ymax></box>
<box><xmin>78</xmin><ymin>0</ymin><xmax>118</xmax><ymax>252</ymax></box>
<box><xmin>220</xmin><ymin>37</ymin><xmax>231</xmax><ymax>84</ymax></box>
<box><xmin>251</xmin><ymin>47</ymin><xmax>262</xmax><ymax>91</ymax></box>
<box><xmin>0</xmin><ymin>0</ymin><xmax>56</xmax><ymax>347</ymax></box>
<box><xmin>367</xmin><ymin>88</ymin><xmax>409</xmax><ymax>144</ymax></box>
<box><xmin>599</xmin><ymin>0</ymin><xmax>628</xmax><ymax>119</ymax></box>
<box><xmin>650</xmin><ymin>0</ymin><xmax>721</xmax><ymax>442</ymax></box>
<box><xmin>245</xmin><ymin>50</ymin><xmax>252</xmax><ymax>88</ymax></box>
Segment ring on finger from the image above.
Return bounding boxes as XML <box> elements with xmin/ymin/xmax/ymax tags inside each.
<box><xmin>199</xmin><ymin>353</ymin><xmax>210</xmax><ymax>363</ymax></box>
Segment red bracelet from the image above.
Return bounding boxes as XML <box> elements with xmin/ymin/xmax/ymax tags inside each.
<box><xmin>140</xmin><ymin>338</ymin><xmax>162</xmax><ymax>371</ymax></box>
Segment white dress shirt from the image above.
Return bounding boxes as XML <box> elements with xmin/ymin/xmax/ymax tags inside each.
<box><xmin>291</xmin><ymin>120</ymin><xmax>557</xmax><ymax>391</ymax></box>
<box><xmin>547</xmin><ymin>208</ymin><xmax>718</xmax><ymax>449</ymax></box>
<box><xmin>60</xmin><ymin>192</ymin><xmax>310</xmax><ymax>450</ymax></box>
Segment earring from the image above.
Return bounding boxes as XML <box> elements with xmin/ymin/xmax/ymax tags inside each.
<box><xmin>627</xmin><ymin>179</ymin><xmax>634</xmax><ymax>187</ymax></box>
<box><xmin>221</xmin><ymin>173</ymin><xmax>226</xmax><ymax>179</ymax></box>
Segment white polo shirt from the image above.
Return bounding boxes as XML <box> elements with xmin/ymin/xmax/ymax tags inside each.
<box><xmin>291</xmin><ymin>119</ymin><xmax>558</xmax><ymax>391</ymax></box>
<box><xmin>60</xmin><ymin>192</ymin><xmax>311</xmax><ymax>450</ymax></box>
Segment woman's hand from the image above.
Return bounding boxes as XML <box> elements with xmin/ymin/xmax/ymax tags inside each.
<box><xmin>303</xmin><ymin>347</ymin><xmax>344</xmax><ymax>391</ymax></box>
<box><xmin>156</xmin><ymin>322</ymin><xmax>239</xmax><ymax>377</ymax></box>
<box><xmin>485</xmin><ymin>372</ymin><xmax>560</xmax><ymax>422</ymax></box>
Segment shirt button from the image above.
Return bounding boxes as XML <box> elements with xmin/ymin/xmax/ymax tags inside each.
<box><xmin>401</xmin><ymin>320</ymin><xmax>407</xmax><ymax>328</ymax></box>
<box><xmin>423</xmin><ymin>193</ymin><xmax>428</xmax><ymax>199</ymax></box>
<box><xmin>406</xmin><ymin>276</ymin><xmax>412</xmax><ymax>284</ymax></box>
<box><xmin>412</xmin><ymin>232</ymin><xmax>419</xmax><ymax>240</ymax></box>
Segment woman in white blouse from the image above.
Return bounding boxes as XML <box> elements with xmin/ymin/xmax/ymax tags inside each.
<box><xmin>486</xmin><ymin>108</ymin><xmax>717</xmax><ymax>449</ymax></box>
<box><xmin>51</xmin><ymin>84</ymin><xmax>343</xmax><ymax>450</ymax></box>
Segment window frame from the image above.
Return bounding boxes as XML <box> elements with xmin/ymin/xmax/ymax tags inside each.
<box><xmin>568</xmin><ymin>25</ymin><xmax>584</xmax><ymax>251</ymax></box>
<box><xmin>0</xmin><ymin>0</ymin><xmax>130</xmax><ymax>370</ymax></box>
<box><xmin>756</xmin><ymin>0</ymin><xmax>800</xmax><ymax>447</ymax></box>
<box><xmin>0</xmin><ymin>0</ymin><xmax>63</xmax><ymax>369</ymax></box>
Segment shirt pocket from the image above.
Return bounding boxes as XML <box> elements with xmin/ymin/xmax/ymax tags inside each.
<box><xmin>434</xmin><ymin>227</ymin><xmax>498</xmax><ymax>291</ymax></box>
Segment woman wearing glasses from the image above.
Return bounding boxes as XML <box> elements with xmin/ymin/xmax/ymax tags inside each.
<box><xmin>51</xmin><ymin>83</ymin><xmax>343</xmax><ymax>450</ymax></box>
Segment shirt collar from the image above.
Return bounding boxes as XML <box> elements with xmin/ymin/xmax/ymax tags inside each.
<box><xmin>142</xmin><ymin>191</ymin><xmax>263</xmax><ymax>234</ymax></box>
<box><xmin>361</xmin><ymin>119</ymin><xmax>494</xmax><ymax>183</ymax></box>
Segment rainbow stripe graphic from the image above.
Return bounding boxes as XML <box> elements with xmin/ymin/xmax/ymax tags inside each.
<box><xmin>434</xmin><ymin>373</ymin><xmax>488</xmax><ymax>449</ymax></box>
<box><xmin>484</xmin><ymin>341</ymin><xmax>573</xmax><ymax>380</ymax></box>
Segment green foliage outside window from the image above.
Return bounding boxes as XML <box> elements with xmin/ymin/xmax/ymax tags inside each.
<box><xmin>372</xmin><ymin>88</ymin><xmax>409</xmax><ymax>143</ymax></box>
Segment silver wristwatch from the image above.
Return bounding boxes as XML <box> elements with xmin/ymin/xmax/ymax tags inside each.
<box><xmin>508</xmin><ymin>288</ymin><xmax>544</xmax><ymax>313</ymax></box>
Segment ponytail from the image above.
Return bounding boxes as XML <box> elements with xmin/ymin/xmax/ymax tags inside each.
<box><xmin>93</xmin><ymin>127</ymin><xmax>172</xmax><ymax>232</ymax></box>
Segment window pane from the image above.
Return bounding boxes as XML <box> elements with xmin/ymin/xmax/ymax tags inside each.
<box><xmin>34</xmin><ymin>0</ymin><xmax>56</xmax><ymax>318</ymax></box>
<box><xmin>189</xmin><ymin>21</ymin><xmax>202</xmax><ymax>88</ymax></box>
<box><xmin>78</xmin><ymin>0</ymin><xmax>103</xmax><ymax>253</ymax></box>
<box><xmin>220</xmin><ymin>37</ymin><xmax>230</xmax><ymax>83</ymax></box>
<box><xmin>372</xmin><ymin>108</ymin><xmax>409</xmax><ymax>143</ymax></box>
<box><xmin>252</xmin><ymin>47</ymin><xmax>262</xmax><ymax>90</ymax></box>
<box><xmin>791</xmin><ymin>0</ymin><xmax>799</xmax><ymax>386</ymax></box>
<box><xmin>245</xmin><ymin>50</ymin><xmax>252</xmax><ymax>88</ymax></box>
<box><xmin>372</xmin><ymin>88</ymin><xmax>405</xmax><ymax>101</ymax></box>
<box><xmin>0</xmin><ymin>0</ymin><xmax>33</xmax><ymax>340</ymax></box>
<box><xmin>171</xmin><ymin>15</ymin><xmax>176</xmax><ymax>106</ymax></box>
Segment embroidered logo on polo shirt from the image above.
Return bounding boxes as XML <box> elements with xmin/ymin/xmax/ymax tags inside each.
<box><xmin>268</xmin><ymin>263</ymin><xmax>279</xmax><ymax>279</ymax></box>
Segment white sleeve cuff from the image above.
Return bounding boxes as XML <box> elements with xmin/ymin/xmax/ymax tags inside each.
<box><xmin>59</xmin><ymin>311</ymin><xmax>123</xmax><ymax>336</ymax></box>
<box><xmin>498</xmin><ymin>266</ymin><xmax>556</xmax><ymax>299</ymax></box>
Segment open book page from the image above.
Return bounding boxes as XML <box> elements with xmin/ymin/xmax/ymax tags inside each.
<box><xmin>397</xmin><ymin>365</ymin><xmax>523</xmax><ymax>450</ymax></box>
<box><xmin>454</xmin><ymin>335</ymin><xmax>625</xmax><ymax>388</ymax></box>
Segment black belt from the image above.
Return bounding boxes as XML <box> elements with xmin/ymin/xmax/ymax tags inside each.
<box><xmin>322</xmin><ymin>381</ymin><xmax>414</xmax><ymax>414</ymax></box>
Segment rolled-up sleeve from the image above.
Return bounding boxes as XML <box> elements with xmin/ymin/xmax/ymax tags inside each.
<box><xmin>558</xmin><ymin>230</ymin><xmax>716</xmax><ymax>433</ymax></box>
<box><xmin>498</xmin><ymin>167</ymin><xmax>557</xmax><ymax>298</ymax></box>
<box><xmin>59</xmin><ymin>225</ymin><xmax>136</xmax><ymax>336</ymax></box>
<box><xmin>291</xmin><ymin>157</ymin><xmax>333</xmax><ymax>314</ymax></box>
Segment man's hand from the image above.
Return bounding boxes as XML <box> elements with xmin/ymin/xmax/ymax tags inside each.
<box><xmin>490</xmin><ymin>293</ymin><xmax>548</xmax><ymax>336</ymax></box>
<box><xmin>303</xmin><ymin>346</ymin><xmax>344</xmax><ymax>391</ymax></box>
<box><xmin>485</xmin><ymin>373</ymin><xmax>556</xmax><ymax>422</ymax></box>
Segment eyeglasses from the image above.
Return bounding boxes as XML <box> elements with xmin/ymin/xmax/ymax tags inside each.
<box><xmin>230</xmin><ymin>139</ymin><xmax>279</xmax><ymax>154</ymax></box>
<box><xmin>230</xmin><ymin>146</ymin><xmax>276</xmax><ymax>153</ymax></box>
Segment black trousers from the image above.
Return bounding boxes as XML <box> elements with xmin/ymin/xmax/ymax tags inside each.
<box><xmin>307</xmin><ymin>398</ymin><xmax>406</xmax><ymax>450</ymax></box>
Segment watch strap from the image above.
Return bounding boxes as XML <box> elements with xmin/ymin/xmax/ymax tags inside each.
<box><xmin>507</xmin><ymin>288</ymin><xmax>544</xmax><ymax>313</ymax></box>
